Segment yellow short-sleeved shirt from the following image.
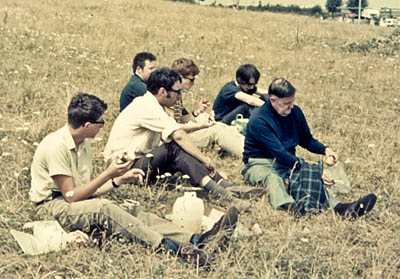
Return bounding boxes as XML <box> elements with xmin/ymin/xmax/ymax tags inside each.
<box><xmin>104</xmin><ymin>92</ymin><xmax>182</xmax><ymax>160</ymax></box>
<box><xmin>29</xmin><ymin>125</ymin><xmax>92</xmax><ymax>203</ymax></box>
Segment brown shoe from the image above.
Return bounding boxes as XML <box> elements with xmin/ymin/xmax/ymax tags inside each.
<box><xmin>226</xmin><ymin>185</ymin><xmax>266</xmax><ymax>199</ymax></box>
<box><xmin>199</xmin><ymin>206</ymin><xmax>239</xmax><ymax>253</ymax></box>
<box><xmin>177</xmin><ymin>243</ymin><xmax>209</xmax><ymax>267</ymax></box>
<box><xmin>217</xmin><ymin>193</ymin><xmax>251</xmax><ymax>213</ymax></box>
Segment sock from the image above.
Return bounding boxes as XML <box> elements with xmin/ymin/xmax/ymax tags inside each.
<box><xmin>161</xmin><ymin>238</ymin><xmax>179</xmax><ymax>254</ymax></box>
<box><xmin>190</xmin><ymin>234</ymin><xmax>203</xmax><ymax>246</ymax></box>
<box><xmin>204</xmin><ymin>179</ymin><xmax>229</xmax><ymax>198</ymax></box>
<box><xmin>211</xmin><ymin>172</ymin><xmax>224</xmax><ymax>183</ymax></box>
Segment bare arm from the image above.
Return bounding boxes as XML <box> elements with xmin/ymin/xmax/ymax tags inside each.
<box><xmin>179</xmin><ymin>113</ymin><xmax>215</xmax><ymax>133</ymax></box>
<box><xmin>235</xmin><ymin>91</ymin><xmax>265</xmax><ymax>107</ymax></box>
<box><xmin>53</xmin><ymin>159</ymin><xmax>143</xmax><ymax>203</ymax></box>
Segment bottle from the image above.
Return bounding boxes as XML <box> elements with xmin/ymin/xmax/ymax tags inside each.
<box><xmin>172</xmin><ymin>192</ymin><xmax>204</xmax><ymax>234</ymax></box>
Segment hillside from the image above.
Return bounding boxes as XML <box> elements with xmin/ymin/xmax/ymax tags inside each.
<box><xmin>0</xmin><ymin>0</ymin><xmax>399</xmax><ymax>278</ymax></box>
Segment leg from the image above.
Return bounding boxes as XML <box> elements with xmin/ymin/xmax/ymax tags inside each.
<box><xmin>242</xmin><ymin>158</ymin><xmax>294</xmax><ymax>209</ymax></box>
<box><xmin>189</xmin><ymin>122</ymin><xmax>244</xmax><ymax>158</ymax></box>
<box><xmin>219</xmin><ymin>103</ymin><xmax>253</xmax><ymax>125</ymax></box>
<box><xmin>39</xmin><ymin>198</ymin><xmax>191</xmax><ymax>248</ymax></box>
<box><xmin>132</xmin><ymin>143</ymin><xmax>210</xmax><ymax>186</ymax></box>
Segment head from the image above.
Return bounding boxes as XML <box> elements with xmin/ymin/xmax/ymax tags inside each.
<box><xmin>68</xmin><ymin>93</ymin><xmax>108</xmax><ymax>137</ymax></box>
<box><xmin>268</xmin><ymin>78</ymin><xmax>296</xmax><ymax>117</ymax></box>
<box><xmin>147</xmin><ymin>68</ymin><xmax>183</xmax><ymax>107</ymax></box>
<box><xmin>236</xmin><ymin>64</ymin><xmax>260</xmax><ymax>93</ymax></box>
<box><xmin>132</xmin><ymin>52</ymin><xmax>157</xmax><ymax>82</ymax></box>
<box><xmin>171</xmin><ymin>58</ymin><xmax>200</xmax><ymax>91</ymax></box>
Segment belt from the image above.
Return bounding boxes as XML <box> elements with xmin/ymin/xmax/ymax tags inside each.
<box><xmin>36</xmin><ymin>191</ymin><xmax>63</xmax><ymax>206</ymax></box>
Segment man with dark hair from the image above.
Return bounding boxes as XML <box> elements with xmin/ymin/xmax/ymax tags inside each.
<box><xmin>213</xmin><ymin>64</ymin><xmax>266</xmax><ymax>125</ymax></box>
<box><xmin>242</xmin><ymin>78</ymin><xmax>377</xmax><ymax>219</ymax></box>
<box><xmin>120</xmin><ymin>52</ymin><xmax>157</xmax><ymax>112</ymax></box>
<box><xmin>30</xmin><ymin>93</ymin><xmax>240</xmax><ymax>267</ymax></box>
<box><xmin>104</xmin><ymin>68</ymin><xmax>251</xmax><ymax>212</ymax></box>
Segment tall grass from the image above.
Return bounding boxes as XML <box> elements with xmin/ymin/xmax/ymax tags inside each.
<box><xmin>0</xmin><ymin>0</ymin><xmax>399</xmax><ymax>278</ymax></box>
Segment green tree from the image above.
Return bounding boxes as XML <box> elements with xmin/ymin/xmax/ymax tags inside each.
<box><xmin>346</xmin><ymin>0</ymin><xmax>368</xmax><ymax>14</ymax></box>
<box><xmin>326</xmin><ymin>0</ymin><xmax>342</xmax><ymax>15</ymax></box>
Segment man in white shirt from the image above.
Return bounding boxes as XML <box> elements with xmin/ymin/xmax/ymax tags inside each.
<box><xmin>104</xmin><ymin>68</ymin><xmax>250</xmax><ymax>212</ymax></box>
<box><xmin>30</xmin><ymin>93</ymin><xmax>240</xmax><ymax>267</ymax></box>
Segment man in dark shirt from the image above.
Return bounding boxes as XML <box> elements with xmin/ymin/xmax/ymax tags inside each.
<box><xmin>242</xmin><ymin>78</ymin><xmax>377</xmax><ymax>219</ymax></box>
<box><xmin>213</xmin><ymin>64</ymin><xmax>266</xmax><ymax>125</ymax></box>
<box><xmin>120</xmin><ymin>52</ymin><xmax>157</xmax><ymax>112</ymax></box>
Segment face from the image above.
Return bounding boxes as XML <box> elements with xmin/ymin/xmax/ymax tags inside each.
<box><xmin>270</xmin><ymin>95</ymin><xmax>295</xmax><ymax>117</ymax></box>
<box><xmin>85</xmin><ymin>117</ymin><xmax>105</xmax><ymax>138</ymax></box>
<box><xmin>239</xmin><ymin>77</ymin><xmax>257</xmax><ymax>93</ymax></box>
<box><xmin>137</xmin><ymin>60</ymin><xmax>157</xmax><ymax>81</ymax></box>
<box><xmin>163</xmin><ymin>81</ymin><xmax>183</xmax><ymax>107</ymax></box>
<box><xmin>180</xmin><ymin>75</ymin><xmax>196</xmax><ymax>91</ymax></box>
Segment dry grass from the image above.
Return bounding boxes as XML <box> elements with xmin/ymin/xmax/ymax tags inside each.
<box><xmin>1</xmin><ymin>0</ymin><xmax>399</xmax><ymax>278</ymax></box>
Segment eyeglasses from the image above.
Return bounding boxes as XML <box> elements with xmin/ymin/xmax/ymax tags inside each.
<box><xmin>168</xmin><ymin>88</ymin><xmax>183</xmax><ymax>95</ymax></box>
<box><xmin>90</xmin><ymin>119</ymin><xmax>105</xmax><ymax>125</ymax></box>
<box><xmin>239</xmin><ymin>81</ymin><xmax>257</xmax><ymax>87</ymax></box>
<box><xmin>183</xmin><ymin>76</ymin><xmax>196</xmax><ymax>82</ymax></box>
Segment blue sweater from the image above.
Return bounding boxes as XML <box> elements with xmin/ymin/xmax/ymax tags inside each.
<box><xmin>213</xmin><ymin>81</ymin><xmax>257</xmax><ymax>120</ymax></box>
<box><xmin>243</xmin><ymin>100</ymin><xmax>326</xmax><ymax>168</ymax></box>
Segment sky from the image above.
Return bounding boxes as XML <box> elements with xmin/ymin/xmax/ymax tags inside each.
<box><xmin>262</xmin><ymin>1</ymin><xmax>400</xmax><ymax>9</ymax></box>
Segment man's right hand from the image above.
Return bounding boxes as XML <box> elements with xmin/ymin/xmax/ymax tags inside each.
<box><xmin>107</xmin><ymin>157</ymin><xmax>134</xmax><ymax>179</ymax></box>
<box><xmin>196</xmin><ymin>112</ymin><xmax>215</xmax><ymax>128</ymax></box>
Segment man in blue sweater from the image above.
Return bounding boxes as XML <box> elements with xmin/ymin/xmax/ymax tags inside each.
<box><xmin>242</xmin><ymin>78</ymin><xmax>376</xmax><ymax>219</ymax></box>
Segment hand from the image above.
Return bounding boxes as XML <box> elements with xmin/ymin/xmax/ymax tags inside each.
<box><xmin>117</xmin><ymin>168</ymin><xmax>145</xmax><ymax>185</ymax></box>
<box><xmin>196</xmin><ymin>112</ymin><xmax>215</xmax><ymax>128</ymax></box>
<box><xmin>322</xmin><ymin>170</ymin><xmax>335</xmax><ymax>186</ymax></box>
<box><xmin>107</xmin><ymin>157</ymin><xmax>134</xmax><ymax>179</ymax></box>
<box><xmin>325</xmin><ymin>148</ymin><xmax>338</xmax><ymax>166</ymax></box>
<box><xmin>203</xmin><ymin>157</ymin><xmax>216</xmax><ymax>176</ymax></box>
<box><xmin>196</xmin><ymin>99</ymin><xmax>210</xmax><ymax>115</ymax></box>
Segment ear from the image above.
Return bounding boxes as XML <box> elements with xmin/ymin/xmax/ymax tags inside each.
<box><xmin>82</xmin><ymin>122</ymin><xmax>91</xmax><ymax>128</ymax></box>
<box><xmin>269</xmin><ymin>95</ymin><xmax>276</xmax><ymax>104</ymax></box>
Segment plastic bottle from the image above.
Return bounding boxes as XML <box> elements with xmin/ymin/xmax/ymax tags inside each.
<box><xmin>172</xmin><ymin>192</ymin><xmax>204</xmax><ymax>234</ymax></box>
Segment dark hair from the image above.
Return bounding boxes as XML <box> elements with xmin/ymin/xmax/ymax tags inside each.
<box><xmin>171</xmin><ymin>58</ymin><xmax>200</xmax><ymax>77</ymax></box>
<box><xmin>147</xmin><ymin>68</ymin><xmax>182</xmax><ymax>95</ymax></box>
<box><xmin>68</xmin><ymin>93</ymin><xmax>107</xmax><ymax>129</ymax></box>
<box><xmin>132</xmin><ymin>52</ymin><xmax>157</xmax><ymax>73</ymax></box>
<box><xmin>268</xmin><ymin>78</ymin><xmax>296</xmax><ymax>98</ymax></box>
<box><xmin>236</xmin><ymin>64</ymin><xmax>260</xmax><ymax>84</ymax></box>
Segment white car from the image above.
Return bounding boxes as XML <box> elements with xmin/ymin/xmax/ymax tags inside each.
<box><xmin>381</xmin><ymin>18</ymin><xmax>398</xmax><ymax>27</ymax></box>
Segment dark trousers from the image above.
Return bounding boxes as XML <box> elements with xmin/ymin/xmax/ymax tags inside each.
<box><xmin>132</xmin><ymin>142</ymin><xmax>210</xmax><ymax>186</ymax></box>
<box><xmin>219</xmin><ymin>103</ymin><xmax>257</xmax><ymax>125</ymax></box>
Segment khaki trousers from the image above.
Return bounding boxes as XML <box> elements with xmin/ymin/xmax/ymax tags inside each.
<box><xmin>189</xmin><ymin>122</ymin><xmax>244</xmax><ymax>158</ymax></box>
<box><xmin>37</xmin><ymin>197</ymin><xmax>192</xmax><ymax>248</ymax></box>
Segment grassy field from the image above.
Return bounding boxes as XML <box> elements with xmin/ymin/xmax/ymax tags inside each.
<box><xmin>1</xmin><ymin>0</ymin><xmax>399</xmax><ymax>278</ymax></box>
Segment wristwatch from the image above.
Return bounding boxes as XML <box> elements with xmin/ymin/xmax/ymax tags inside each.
<box><xmin>111</xmin><ymin>178</ymin><xmax>120</xmax><ymax>188</ymax></box>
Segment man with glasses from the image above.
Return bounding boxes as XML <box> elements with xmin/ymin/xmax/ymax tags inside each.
<box><xmin>170</xmin><ymin>58</ymin><xmax>245</xmax><ymax>159</ymax></box>
<box><xmin>213</xmin><ymin>64</ymin><xmax>267</xmax><ymax>125</ymax></box>
<box><xmin>30</xmin><ymin>93</ymin><xmax>231</xmax><ymax>267</ymax></box>
<box><xmin>120</xmin><ymin>52</ymin><xmax>157</xmax><ymax>112</ymax></box>
<box><xmin>242</xmin><ymin>78</ymin><xmax>377</xmax><ymax>219</ymax></box>
<box><xmin>104</xmin><ymin>68</ymin><xmax>251</xmax><ymax>212</ymax></box>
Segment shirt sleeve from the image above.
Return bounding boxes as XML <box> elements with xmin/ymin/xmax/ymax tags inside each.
<box><xmin>139</xmin><ymin>107</ymin><xmax>182</xmax><ymax>142</ymax></box>
<box><xmin>297</xmin><ymin>109</ymin><xmax>326</xmax><ymax>155</ymax></box>
<box><xmin>45</xmin><ymin>144</ymin><xmax>73</xmax><ymax>178</ymax></box>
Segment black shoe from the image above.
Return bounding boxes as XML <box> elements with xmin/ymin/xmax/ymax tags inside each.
<box><xmin>334</xmin><ymin>193</ymin><xmax>377</xmax><ymax>219</ymax></box>
<box><xmin>198</xmin><ymin>206</ymin><xmax>239</xmax><ymax>253</ymax></box>
<box><xmin>279</xmin><ymin>202</ymin><xmax>306</xmax><ymax>217</ymax></box>
<box><xmin>227</xmin><ymin>185</ymin><xmax>266</xmax><ymax>199</ymax></box>
<box><xmin>177</xmin><ymin>243</ymin><xmax>209</xmax><ymax>267</ymax></box>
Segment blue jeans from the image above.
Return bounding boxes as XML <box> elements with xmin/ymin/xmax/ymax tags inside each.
<box><xmin>242</xmin><ymin>158</ymin><xmax>339</xmax><ymax>209</ymax></box>
<box><xmin>218</xmin><ymin>103</ymin><xmax>256</xmax><ymax>125</ymax></box>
